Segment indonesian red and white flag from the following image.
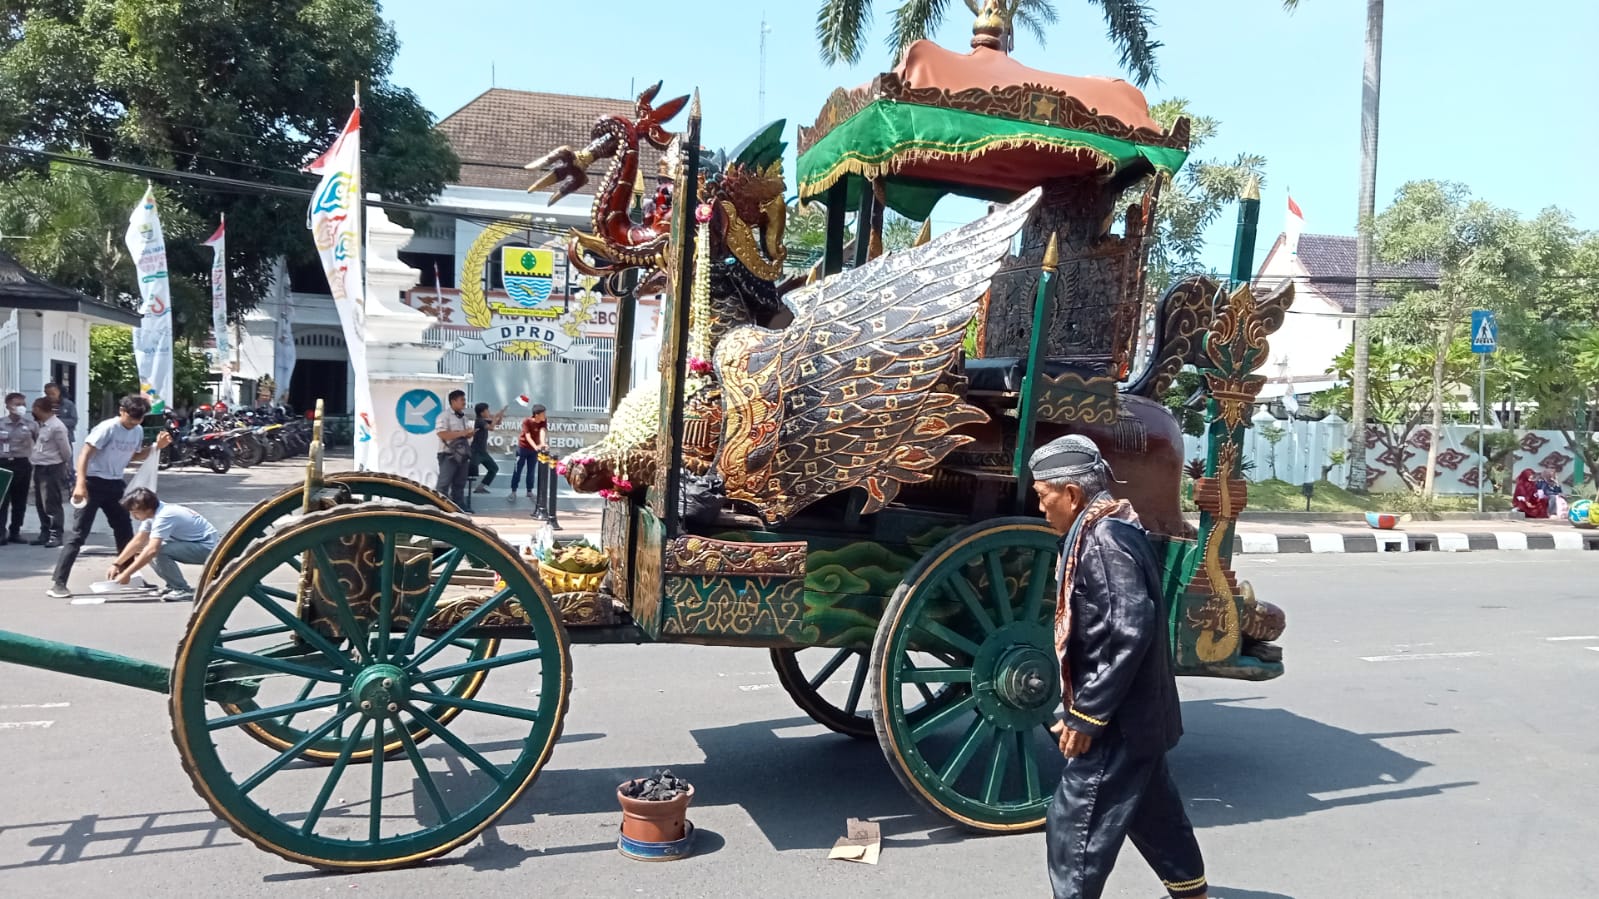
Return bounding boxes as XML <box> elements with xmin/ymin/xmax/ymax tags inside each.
<box><xmin>517</xmin><ymin>394</ymin><xmax>532</xmax><ymax>407</ymax></box>
<box><xmin>1285</xmin><ymin>194</ymin><xmax>1305</xmax><ymax>256</ymax></box>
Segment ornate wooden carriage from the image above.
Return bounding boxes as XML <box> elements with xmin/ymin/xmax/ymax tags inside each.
<box><xmin>0</xmin><ymin>20</ymin><xmax>1290</xmax><ymax>873</ymax></box>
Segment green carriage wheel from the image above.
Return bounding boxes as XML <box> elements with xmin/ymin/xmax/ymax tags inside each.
<box><xmin>770</xmin><ymin>647</ymin><xmax>971</xmax><ymax>740</ymax></box>
<box><xmin>199</xmin><ymin>472</ymin><xmax>458</xmax><ymax>591</ymax></box>
<box><xmin>203</xmin><ymin>472</ymin><xmax>480</xmax><ymax>763</ymax></box>
<box><xmin>171</xmin><ymin>504</ymin><xmax>570</xmax><ymax>870</ymax></box>
<box><xmin>871</xmin><ymin>517</ymin><xmax>1064</xmax><ymax>832</ymax></box>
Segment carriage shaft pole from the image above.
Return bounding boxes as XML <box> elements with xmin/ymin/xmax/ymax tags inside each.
<box><xmin>0</xmin><ymin>629</ymin><xmax>171</xmax><ymax>695</ymax></box>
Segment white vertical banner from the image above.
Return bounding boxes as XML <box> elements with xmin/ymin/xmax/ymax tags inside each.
<box><xmin>124</xmin><ymin>185</ymin><xmax>173</xmax><ymax>414</ymax></box>
<box><xmin>306</xmin><ymin>106</ymin><xmax>375</xmax><ymax>466</ymax></box>
<box><xmin>271</xmin><ymin>258</ymin><xmax>296</xmax><ymax>403</ymax></box>
<box><xmin>203</xmin><ymin>216</ymin><xmax>231</xmax><ymax>404</ymax></box>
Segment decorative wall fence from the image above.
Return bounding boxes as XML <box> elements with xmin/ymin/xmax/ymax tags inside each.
<box><xmin>1181</xmin><ymin>412</ymin><xmax>1597</xmax><ymax>495</ymax></box>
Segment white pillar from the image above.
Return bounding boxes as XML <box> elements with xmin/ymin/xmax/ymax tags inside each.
<box><xmin>363</xmin><ymin>196</ymin><xmax>466</xmax><ymax>488</ymax></box>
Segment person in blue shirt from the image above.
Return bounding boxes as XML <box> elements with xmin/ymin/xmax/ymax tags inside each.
<box><xmin>105</xmin><ymin>487</ymin><xmax>220</xmax><ymax>602</ymax></box>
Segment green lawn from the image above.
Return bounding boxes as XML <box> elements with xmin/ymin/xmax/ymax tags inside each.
<box><xmin>1182</xmin><ymin>478</ymin><xmax>1515</xmax><ymax>514</ymax></box>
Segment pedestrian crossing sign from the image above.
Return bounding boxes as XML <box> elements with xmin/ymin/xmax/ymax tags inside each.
<box><xmin>1470</xmin><ymin>310</ymin><xmax>1497</xmax><ymax>354</ymax></box>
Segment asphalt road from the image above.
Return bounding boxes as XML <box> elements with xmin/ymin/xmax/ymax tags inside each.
<box><xmin>1</xmin><ymin>472</ymin><xmax>1595</xmax><ymax>898</ymax></box>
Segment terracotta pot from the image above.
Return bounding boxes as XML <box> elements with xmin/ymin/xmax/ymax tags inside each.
<box><xmin>617</xmin><ymin>782</ymin><xmax>694</xmax><ymax>844</ymax></box>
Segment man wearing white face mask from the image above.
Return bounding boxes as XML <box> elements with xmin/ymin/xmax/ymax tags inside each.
<box><xmin>0</xmin><ymin>391</ymin><xmax>39</xmax><ymax>545</ymax></box>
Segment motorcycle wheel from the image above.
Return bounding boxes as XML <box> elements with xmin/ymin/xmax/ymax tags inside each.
<box><xmin>208</xmin><ymin>453</ymin><xmax>231</xmax><ymax>474</ymax></box>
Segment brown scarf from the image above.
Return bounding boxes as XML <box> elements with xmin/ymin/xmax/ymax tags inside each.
<box><xmin>1054</xmin><ymin>492</ymin><xmax>1141</xmax><ymax>709</ymax></box>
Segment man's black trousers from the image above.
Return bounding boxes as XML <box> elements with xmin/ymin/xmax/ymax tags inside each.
<box><xmin>1046</xmin><ymin>732</ymin><xmax>1206</xmax><ymax>899</ymax></box>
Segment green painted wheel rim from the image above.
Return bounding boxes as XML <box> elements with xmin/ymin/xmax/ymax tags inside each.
<box><xmin>873</xmin><ymin>517</ymin><xmax>1062</xmax><ymax>831</ymax></box>
<box><xmin>200</xmin><ymin>473</ymin><xmax>457</xmax><ymax>592</ymax></box>
<box><xmin>172</xmin><ymin>505</ymin><xmax>568</xmax><ymax>869</ymax></box>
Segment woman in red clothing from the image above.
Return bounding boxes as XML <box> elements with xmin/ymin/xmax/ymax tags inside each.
<box><xmin>509</xmin><ymin>405</ymin><xmax>547</xmax><ymax>500</ymax></box>
<box><xmin>1511</xmin><ymin>468</ymin><xmax>1547</xmax><ymax>518</ymax></box>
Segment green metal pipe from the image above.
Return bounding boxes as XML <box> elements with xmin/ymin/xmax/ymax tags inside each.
<box><xmin>1229</xmin><ymin>176</ymin><xmax>1261</xmax><ymax>289</ymax></box>
<box><xmin>1012</xmin><ymin>234</ymin><xmax>1061</xmax><ymax>509</ymax></box>
<box><xmin>0</xmin><ymin>629</ymin><xmax>171</xmax><ymax>695</ymax></box>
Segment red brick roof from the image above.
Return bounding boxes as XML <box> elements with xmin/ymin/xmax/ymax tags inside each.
<box><xmin>436</xmin><ymin>88</ymin><xmax>664</xmax><ymax>194</ymax></box>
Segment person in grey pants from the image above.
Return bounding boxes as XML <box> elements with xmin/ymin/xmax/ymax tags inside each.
<box><xmin>29</xmin><ymin>396</ymin><xmax>71</xmax><ymax>546</ymax></box>
<box><xmin>106</xmin><ymin>487</ymin><xmax>220</xmax><ymax>602</ymax></box>
<box><xmin>434</xmin><ymin>389</ymin><xmax>473</xmax><ymax>506</ymax></box>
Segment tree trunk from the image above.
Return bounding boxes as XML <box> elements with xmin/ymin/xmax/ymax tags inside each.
<box><xmin>1347</xmin><ymin>0</ymin><xmax>1385</xmax><ymax>492</ymax></box>
<box><xmin>1422</xmin><ymin>324</ymin><xmax>1448</xmax><ymax>498</ymax></box>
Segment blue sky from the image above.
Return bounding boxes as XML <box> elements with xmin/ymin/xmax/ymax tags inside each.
<box><xmin>384</xmin><ymin>0</ymin><xmax>1597</xmax><ymax>274</ymax></box>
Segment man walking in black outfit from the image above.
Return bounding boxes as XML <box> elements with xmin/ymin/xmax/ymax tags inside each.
<box><xmin>0</xmin><ymin>391</ymin><xmax>38</xmax><ymax>545</ymax></box>
<box><xmin>47</xmin><ymin>395</ymin><xmax>171</xmax><ymax>598</ymax></box>
<box><xmin>1028</xmin><ymin>434</ymin><xmax>1207</xmax><ymax>899</ymax></box>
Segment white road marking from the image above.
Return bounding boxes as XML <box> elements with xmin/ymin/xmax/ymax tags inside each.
<box><xmin>0</xmin><ymin>702</ymin><xmax>70</xmax><ymax>710</ymax></box>
<box><xmin>1586</xmin><ymin>647</ymin><xmax>1599</xmax><ymax>654</ymax></box>
<box><xmin>0</xmin><ymin>720</ymin><xmax>55</xmax><ymax>730</ymax></box>
<box><xmin>1546</xmin><ymin>635</ymin><xmax>1599</xmax><ymax>641</ymax></box>
<box><xmin>737</xmin><ymin>683</ymin><xmax>776</xmax><ymax>692</ymax></box>
<box><xmin>1360</xmin><ymin>651</ymin><xmax>1486</xmax><ymax>663</ymax></box>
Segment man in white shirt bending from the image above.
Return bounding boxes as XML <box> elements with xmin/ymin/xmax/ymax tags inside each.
<box><xmin>105</xmin><ymin>487</ymin><xmax>220</xmax><ymax>602</ymax></box>
<box><xmin>47</xmin><ymin>395</ymin><xmax>172</xmax><ymax>599</ymax></box>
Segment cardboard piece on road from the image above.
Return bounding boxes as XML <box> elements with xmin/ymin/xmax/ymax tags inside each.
<box><xmin>71</xmin><ymin>578</ymin><xmax>158</xmax><ymax>604</ymax></box>
<box><xmin>828</xmin><ymin>818</ymin><xmax>881</xmax><ymax>865</ymax></box>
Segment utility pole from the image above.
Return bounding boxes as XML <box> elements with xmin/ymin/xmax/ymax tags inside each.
<box><xmin>1347</xmin><ymin>0</ymin><xmax>1384</xmax><ymax>492</ymax></box>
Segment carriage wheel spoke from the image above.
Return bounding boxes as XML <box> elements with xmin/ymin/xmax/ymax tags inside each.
<box><xmin>984</xmin><ymin>727</ymin><xmax>1014</xmax><ymax>805</ymax></box>
<box><xmin>407</xmin><ymin>587</ymin><xmax>514</xmax><ymax>670</ymax></box>
<box><xmin>212</xmin><ymin>646</ymin><xmax>350</xmax><ymax>686</ymax></box>
<box><xmin>309</xmin><ymin>546</ymin><xmax>372</xmax><ymax>665</ymax></box>
<box><xmin>1020</xmin><ymin>729</ymin><xmax>1042</xmax><ymax>803</ymax></box>
<box><xmin>368</xmin><ymin>725</ymin><xmax>385</xmax><ymax>842</ymax></box>
<box><xmin>915</xmin><ymin>620</ymin><xmax>981</xmax><ymax>659</ymax></box>
<box><xmin>408</xmin><ymin>690</ymin><xmax>542</xmax><ymax>724</ymax></box>
<box><xmin>395</xmin><ymin>718</ymin><xmax>451</xmax><ymax>823</ymax></box>
<box><xmin>248</xmin><ymin>587</ymin><xmax>352</xmax><ymax>672</ymax></box>
<box><xmin>404</xmin><ymin>704</ymin><xmax>509</xmax><ymax>785</ymax></box>
<box><xmin>985</xmin><ymin>552</ymin><xmax>1014</xmax><ymax>625</ymax></box>
<box><xmin>899</xmin><ymin>665</ymin><xmax>973</xmax><ymax>684</ymax></box>
<box><xmin>208</xmin><ymin>693</ymin><xmax>344</xmax><ymax>730</ymax></box>
<box><xmin>415</xmin><ymin>647</ymin><xmax>542</xmax><ymax>684</ymax></box>
<box><xmin>1022</xmin><ymin>547</ymin><xmax>1053</xmax><ymax>624</ymax></box>
<box><xmin>397</xmin><ymin>549</ymin><xmax>464</xmax><ymax>659</ymax></box>
<box><xmin>945</xmin><ymin>575</ymin><xmax>996</xmax><ymax>636</ymax></box>
<box><xmin>375</xmin><ymin>530</ymin><xmax>397</xmax><ymax>663</ymax></box>
<box><xmin>807</xmin><ymin>647</ymin><xmax>853</xmax><ymax>690</ymax></box>
<box><xmin>256</xmin><ymin>584</ymin><xmax>298</xmax><ymax>602</ymax></box>
<box><xmin>239</xmin><ymin>708</ymin><xmax>353</xmax><ymax>795</ymax></box>
<box><xmin>301</xmin><ymin>717</ymin><xmax>369</xmax><ymax>835</ymax></box>
<box><xmin>939</xmin><ymin>716</ymin><xmax>992</xmax><ymax>783</ymax></box>
<box><xmin>219</xmin><ymin>623</ymin><xmax>292</xmax><ymax>643</ymax></box>
<box><xmin>843</xmin><ymin>653</ymin><xmax>868</xmax><ymax>717</ymax></box>
<box><xmin>910</xmin><ymin>693</ymin><xmax>979</xmax><ymax>742</ymax></box>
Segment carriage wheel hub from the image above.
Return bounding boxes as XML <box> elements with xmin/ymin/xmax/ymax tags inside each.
<box><xmin>992</xmin><ymin>646</ymin><xmax>1056</xmax><ymax>711</ymax></box>
<box><xmin>351</xmin><ymin>664</ymin><xmax>408</xmax><ymax>717</ymax></box>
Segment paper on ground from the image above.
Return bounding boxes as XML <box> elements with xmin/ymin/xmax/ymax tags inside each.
<box><xmin>828</xmin><ymin>817</ymin><xmax>881</xmax><ymax>865</ymax></box>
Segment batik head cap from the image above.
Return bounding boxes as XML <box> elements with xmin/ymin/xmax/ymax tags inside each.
<box><xmin>1027</xmin><ymin>434</ymin><xmax>1123</xmax><ymax>484</ymax></box>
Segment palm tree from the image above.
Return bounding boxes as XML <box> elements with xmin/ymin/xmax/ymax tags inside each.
<box><xmin>0</xmin><ymin>159</ymin><xmax>151</xmax><ymax>304</ymax></box>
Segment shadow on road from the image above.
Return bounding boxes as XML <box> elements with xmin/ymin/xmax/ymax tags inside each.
<box><xmin>0</xmin><ymin>699</ymin><xmax>1471</xmax><ymax>875</ymax></box>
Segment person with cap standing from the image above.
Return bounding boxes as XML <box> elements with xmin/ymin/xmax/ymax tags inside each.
<box><xmin>1028</xmin><ymin>434</ymin><xmax>1207</xmax><ymax>899</ymax></box>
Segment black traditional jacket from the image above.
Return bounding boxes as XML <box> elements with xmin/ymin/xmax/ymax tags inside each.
<box><xmin>1059</xmin><ymin>517</ymin><xmax>1183</xmax><ymax>758</ymax></box>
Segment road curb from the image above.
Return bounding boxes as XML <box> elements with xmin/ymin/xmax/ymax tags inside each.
<box><xmin>1233</xmin><ymin>530</ymin><xmax>1599</xmax><ymax>554</ymax></box>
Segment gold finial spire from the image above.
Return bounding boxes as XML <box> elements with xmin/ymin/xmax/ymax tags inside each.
<box><xmin>913</xmin><ymin>218</ymin><xmax>933</xmax><ymax>247</ymax></box>
<box><xmin>1242</xmin><ymin>175</ymin><xmax>1261</xmax><ymax>201</ymax></box>
<box><xmin>971</xmin><ymin>0</ymin><xmax>1009</xmax><ymax>52</ymax></box>
<box><xmin>689</xmin><ymin>89</ymin><xmax>701</xmax><ymax>120</ymax></box>
<box><xmin>1042</xmin><ymin>232</ymin><xmax>1060</xmax><ymax>273</ymax></box>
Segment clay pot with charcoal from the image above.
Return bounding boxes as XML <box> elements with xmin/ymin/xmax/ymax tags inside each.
<box><xmin>616</xmin><ymin>770</ymin><xmax>694</xmax><ymax>843</ymax></box>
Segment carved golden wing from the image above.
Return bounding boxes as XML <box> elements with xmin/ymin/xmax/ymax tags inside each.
<box><xmin>714</xmin><ymin>187</ymin><xmax>1042</xmax><ymax>523</ymax></box>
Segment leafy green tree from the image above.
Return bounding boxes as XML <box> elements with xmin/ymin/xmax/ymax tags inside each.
<box><xmin>89</xmin><ymin>324</ymin><xmax>208</xmax><ymax>416</ymax></box>
<box><xmin>1139</xmin><ymin>98</ymin><xmax>1266</xmax><ymax>293</ymax></box>
<box><xmin>0</xmin><ymin>0</ymin><xmax>458</xmax><ymax>315</ymax></box>
<box><xmin>1371</xmin><ymin>181</ymin><xmax>1538</xmax><ymax>497</ymax></box>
